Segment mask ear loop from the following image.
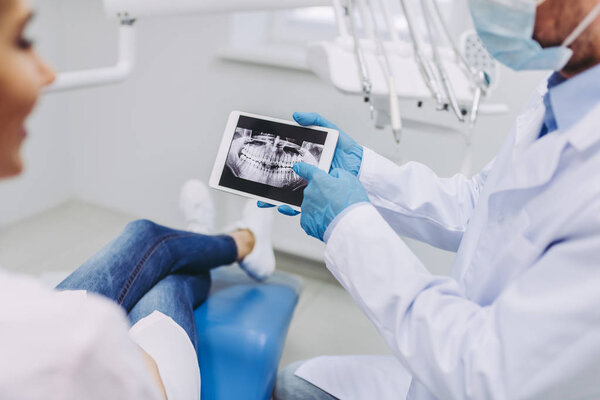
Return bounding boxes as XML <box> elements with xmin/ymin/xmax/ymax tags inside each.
<box><xmin>562</xmin><ymin>3</ymin><xmax>600</xmax><ymax>47</ymax></box>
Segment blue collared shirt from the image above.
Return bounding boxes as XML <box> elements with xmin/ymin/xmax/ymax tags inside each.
<box><xmin>539</xmin><ymin>64</ymin><xmax>600</xmax><ymax>138</ymax></box>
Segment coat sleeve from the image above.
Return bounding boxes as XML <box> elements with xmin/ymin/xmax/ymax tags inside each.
<box><xmin>358</xmin><ymin>148</ymin><xmax>494</xmax><ymax>251</ymax></box>
<box><xmin>324</xmin><ymin>202</ymin><xmax>600</xmax><ymax>400</ymax></box>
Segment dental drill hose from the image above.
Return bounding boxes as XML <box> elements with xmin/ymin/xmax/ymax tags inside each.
<box><xmin>364</xmin><ymin>0</ymin><xmax>402</xmax><ymax>140</ymax></box>
<box><xmin>398</xmin><ymin>0</ymin><xmax>444</xmax><ymax>108</ymax></box>
<box><xmin>421</xmin><ymin>0</ymin><xmax>465</xmax><ymax>122</ymax></box>
<box><xmin>344</xmin><ymin>0</ymin><xmax>374</xmax><ymax>117</ymax></box>
<box><xmin>429</xmin><ymin>0</ymin><xmax>490</xmax><ymax>125</ymax></box>
<box><xmin>389</xmin><ymin>77</ymin><xmax>402</xmax><ymax>143</ymax></box>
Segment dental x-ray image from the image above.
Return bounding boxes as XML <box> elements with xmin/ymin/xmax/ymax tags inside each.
<box><xmin>219</xmin><ymin>115</ymin><xmax>328</xmax><ymax>207</ymax></box>
<box><xmin>227</xmin><ymin>128</ymin><xmax>323</xmax><ymax>190</ymax></box>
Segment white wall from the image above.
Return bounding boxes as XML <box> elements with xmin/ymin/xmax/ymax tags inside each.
<box><xmin>4</xmin><ymin>0</ymin><xmax>547</xmax><ymax>274</ymax></box>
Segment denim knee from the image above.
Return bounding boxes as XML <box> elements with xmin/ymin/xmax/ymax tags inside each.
<box><xmin>124</xmin><ymin>219</ymin><xmax>165</xmax><ymax>237</ymax></box>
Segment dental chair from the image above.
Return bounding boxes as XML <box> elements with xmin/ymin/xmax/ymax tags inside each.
<box><xmin>194</xmin><ymin>266</ymin><xmax>302</xmax><ymax>400</ymax></box>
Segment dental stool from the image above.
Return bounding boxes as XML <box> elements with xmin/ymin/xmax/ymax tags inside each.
<box><xmin>194</xmin><ymin>266</ymin><xmax>302</xmax><ymax>400</ymax></box>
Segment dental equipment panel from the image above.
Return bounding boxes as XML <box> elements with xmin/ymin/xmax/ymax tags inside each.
<box><xmin>307</xmin><ymin>0</ymin><xmax>508</xmax><ymax>143</ymax></box>
<box><xmin>399</xmin><ymin>0</ymin><xmax>445</xmax><ymax>109</ymax></box>
<box><xmin>209</xmin><ymin>112</ymin><xmax>339</xmax><ymax>211</ymax></box>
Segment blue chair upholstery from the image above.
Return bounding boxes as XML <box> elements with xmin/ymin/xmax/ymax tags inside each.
<box><xmin>194</xmin><ymin>266</ymin><xmax>302</xmax><ymax>400</ymax></box>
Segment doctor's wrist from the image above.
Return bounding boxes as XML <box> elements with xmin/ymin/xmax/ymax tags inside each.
<box><xmin>323</xmin><ymin>202</ymin><xmax>371</xmax><ymax>243</ymax></box>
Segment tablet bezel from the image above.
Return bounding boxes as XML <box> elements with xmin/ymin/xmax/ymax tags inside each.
<box><xmin>209</xmin><ymin>111</ymin><xmax>339</xmax><ymax>212</ymax></box>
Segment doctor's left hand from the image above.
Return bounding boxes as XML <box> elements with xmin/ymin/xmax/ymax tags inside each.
<box><xmin>293</xmin><ymin>162</ymin><xmax>370</xmax><ymax>241</ymax></box>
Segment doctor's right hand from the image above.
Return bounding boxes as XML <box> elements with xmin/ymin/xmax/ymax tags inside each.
<box><xmin>257</xmin><ymin>112</ymin><xmax>364</xmax><ymax>216</ymax></box>
<box><xmin>293</xmin><ymin>162</ymin><xmax>370</xmax><ymax>241</ymax></box>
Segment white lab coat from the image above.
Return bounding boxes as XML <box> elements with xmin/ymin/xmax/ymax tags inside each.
<box><xmin>296</xmin><ymin>82</ymin><xmax>600</xmax><ymax>400</ymax></box>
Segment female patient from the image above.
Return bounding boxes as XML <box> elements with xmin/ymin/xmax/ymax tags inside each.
<box><xmin>0</xmin><ymin>0</ymin><xmax>275</xmax><ymax>398</ymax></box>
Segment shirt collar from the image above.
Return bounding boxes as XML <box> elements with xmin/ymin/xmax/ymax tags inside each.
<box><xmin>545</xmin><ymin>64</ymin><xmax>600</xmax><ymax>133</ymax></box>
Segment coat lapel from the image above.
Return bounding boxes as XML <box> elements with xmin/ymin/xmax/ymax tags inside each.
<box><xmin>564</xmin><ymin>103</ymin><xmax>600</xmax><ymax>153</ymax></box>
<box><xmin>488</xmin><ymin>95</ymin><xmax>582</xmax><ymax>196</ymax></box>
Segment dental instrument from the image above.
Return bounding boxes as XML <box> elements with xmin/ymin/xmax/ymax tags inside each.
<box><xmin>356</xmin><ymin>0</ymin><xmax>376</xmax><ymax>42</ymax></box>
<box><xmin>460</xmin><ymin>30</ymin><xmax>498</xmax><ymax>175</ymax></box>
<box><xmin>332</xmin><ymin>0</ymin><xmax>351</xmax><ymax>38</ymax></box>
<box><xmin>308</xmin><ymin>0</ymin><xmax>508</xmax><ymax>157</ymax></box>
<box><xmin>429</xmin><ymin>0</ymin><xmax>490</xmax><ymax>126</ymax></box>
<box><xmin>421</xmin><ymin>0</ymin><xmax>465</xmax><ymax>122</ymax></box>
<box><xmin>398</xmin><ymin>0</ymin><xmax>445</xmax><ymax>109</ymax></box>
<box><xmin>343</xmin><ymin>0</ymin><xmax>375</xmax><ymax>118</ymax></box>
<box><xmin>364</xmin><ymin>0</ymin><xmax>402</xmax><ymax>142</ymax></box>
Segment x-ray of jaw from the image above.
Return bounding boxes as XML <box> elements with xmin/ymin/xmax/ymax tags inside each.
<box><xmin>226</xmin><ymin>128</ymin><xmax>324</xmax><ymax>190</ymax></box>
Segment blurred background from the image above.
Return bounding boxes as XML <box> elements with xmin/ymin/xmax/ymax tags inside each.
<box><xmin>2</xmin><ymin>0</ymin><xmax>548</xmax><ymax>272</ymax></box>
<box><xmin>0</xmin><ymin>0</ymin><xmax>549</xmax><ymax>365</ymax></box>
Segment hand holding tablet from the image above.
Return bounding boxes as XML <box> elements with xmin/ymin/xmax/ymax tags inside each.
<box><xmin>209</xmin><ymin>111</ymin><xmax>339</xmax><ymax>212</ymax></box>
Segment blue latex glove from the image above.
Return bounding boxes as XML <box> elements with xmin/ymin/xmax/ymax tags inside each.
<box><xmin>257</xmin><ymin>112</ymin><xmax>364</xmax><ymax>216</ymax></box>
<box><xmin>293</xmin><ymin>112</ymin><xmax>363</xmax><ymax>176</ymax></box>
<box><xmin>293</xmin><ymin>162</ymin><xmax>370</xmax><ymax>241</ymax></box>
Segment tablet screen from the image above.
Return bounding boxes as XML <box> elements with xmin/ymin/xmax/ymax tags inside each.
<box><xmin>219</xmin><ymin>115</ymin><xmax>328</xmax><ymax>207</ymax></box>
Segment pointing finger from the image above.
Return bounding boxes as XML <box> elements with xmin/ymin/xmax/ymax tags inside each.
<box><xmin>293</xmin><ymin>162</ymin><xmax>325</xmax><ymax>181</ymax></box>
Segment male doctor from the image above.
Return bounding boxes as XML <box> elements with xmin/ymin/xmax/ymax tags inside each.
<box><xmin>264</xmin><ymin>0</ymin><xmax>600</xmax><ymax>399</ymax></box>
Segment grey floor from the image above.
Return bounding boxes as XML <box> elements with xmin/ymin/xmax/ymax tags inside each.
<box><xmin>0</xmin><ymin>200</ymin><xmax>392</xmax><ymax>369</ymax></box>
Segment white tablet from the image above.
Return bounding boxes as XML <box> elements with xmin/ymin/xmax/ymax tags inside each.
<box><xmin>209</xmin><ymin>111</ymin><xmax>339</xmax><ymax>212</ymax></box>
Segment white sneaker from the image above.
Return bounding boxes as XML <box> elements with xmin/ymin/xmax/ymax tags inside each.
<box><xmin>179</xmin><ymin>179</ymin><xmax>216</xmax><ymax>235</ymax></box>
<box><xmin>235</xmin><ymin>200</ymin><xmax>275</xmax><ymax>281</ymax></box>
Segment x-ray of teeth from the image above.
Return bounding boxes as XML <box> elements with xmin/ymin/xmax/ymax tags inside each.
<box><xmin>226</xmin><ymin>128</ymin><xmax>324</xmax><ymax>190</ymax></box>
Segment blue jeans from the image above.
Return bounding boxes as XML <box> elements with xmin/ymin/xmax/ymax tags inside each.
<box><xmin>56</xmin><ymin>219</ymin><xmax>238</xmax><ymax>351</ymax></box>
<box><xmin>274</xmin><ymin>361</ymin><xmax>338</xmax><ymax>400</ymax></box>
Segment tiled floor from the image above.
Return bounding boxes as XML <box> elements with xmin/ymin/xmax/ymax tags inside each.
<box><xmin>0</xmin><ymin>200</ymin><xmax>392</xmax><ymax>370</ymax></box>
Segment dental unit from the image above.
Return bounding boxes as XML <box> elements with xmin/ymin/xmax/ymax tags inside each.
<box><xmin>307</xmin><ymin>0</ymin><xmax>508</xmax><ymax>155</ymax></box>
<box><xmin>44</xmin><ymin>0</ymin><xmax>507</xmax><ymax>175</ymax></box>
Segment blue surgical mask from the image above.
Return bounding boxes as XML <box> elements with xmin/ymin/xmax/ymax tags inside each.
<box><xmin>468</xmin><ymin>0</ymin><xmax>600</xmax><ymax>71</ymax></box>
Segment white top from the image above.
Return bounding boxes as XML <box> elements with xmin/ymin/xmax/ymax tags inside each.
<box><xmin>298</xmin><ymin>83</ymin><xmax>600</xmax><ymax>399</ymax></box>
<box><xmin>0</xmin><ymin>269</ymin><xmax>200</xmax><ymax>400</ymax></box>
<box><xmin>130</xmin><ymin>310</ymin><xmax>201</xmax><ymax>400</ymax></box>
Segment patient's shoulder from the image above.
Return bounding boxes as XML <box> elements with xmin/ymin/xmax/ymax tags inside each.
<box><xmin>0</xmin><ymin>270</ymin><xmax>160</xmax><ymax>400</ymax></box>
<box><xmin>0</xmin><ymin>268</ymin><xmax>127</xmax><ymax>334</ymax></box>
